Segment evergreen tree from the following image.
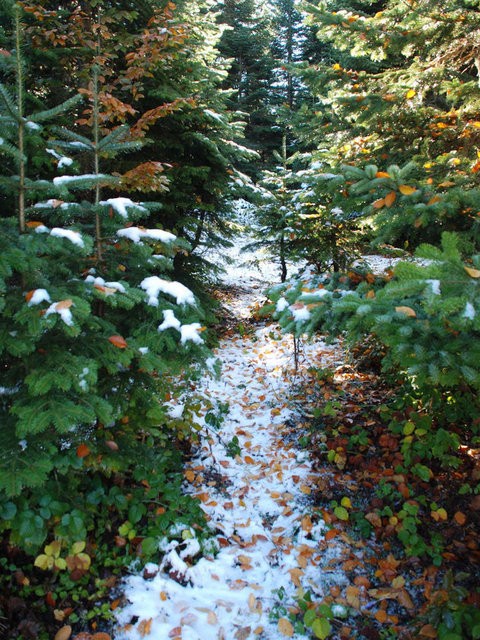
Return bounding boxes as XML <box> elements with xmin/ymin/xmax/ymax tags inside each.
<box><xmin>0</xmin><ymin>2</ymin><xmax>209</xmax><ymax>522</ymax></box>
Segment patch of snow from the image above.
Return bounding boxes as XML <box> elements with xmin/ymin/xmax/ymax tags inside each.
<box><xmin>140</xmin><ymin>276</ymin><xmax>196</xmax><ymax>307</ymax></box>
<box><xmin>35</xmin><ymin>225</ymin><xmax>49</xmax><ymax>234</ymax></box>
<box><xmin>158</xmin><ymin>309</ymin><xmax>182</xmax><ymax>332</ymax></box>
<box><xmin>100</xmin><ymin>197</ymin><xmax>147</xmax><ymax>219</ymax></box>
<box><xmin>292</xmin><ymin>305</ymin><xmax>311</xmax><ymax>322</ymax></box>
<box><xmin>58</xmin><ymin>156</ymin><xmax>73</xmax><ymax>169</ymax></box>
<box><xmin>27</xmin><ymin>289</ymin><xmax>51</xmax><ymax>306</ymax></box>
<box><xmin>45</xmin><ymin>302</ymin><xmax>74</xmax><ymax>326</ymax></box>
<box><xmin>276</xmin><ymin>297</ymin><xmax>289</xmax><ymax>312</ymax></box>
<box><xmin>180</xmin><ymin>323</ymin><xmax>204</xmax><ymax>345</ymax></box>
<box><xmin>426</xmin><ymin>279</ymin><xmax>441</xmax><ymax>295</ymax></box>
<box><xmin>117</xmin><ymin>226</ymin><xmax>176</xmax><ymax>244</ymax></box>
<box><xmin>53</xmin><ymin>173</ymin><xmax>108</xmax><ymax>186</ymax></box>
<box><xmin>138</xmin><ymin>347</ymin><xmax>149</xmax><ymax>355</ymax></box>
<box><xmin>464</xmin><ymin>302</ymin><xmax>475</xmax><ymax>319</ymax></box>
<box><xmin>50</xmin><ymin>227</ymin><xmax>84</xmax><ymax>247</ymax></box>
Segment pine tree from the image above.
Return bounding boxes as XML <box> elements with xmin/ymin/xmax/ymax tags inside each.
<box><xmin>0</xmin><ymin>3</ymin><xmax>209</xmax><ymax>507</ymax></box>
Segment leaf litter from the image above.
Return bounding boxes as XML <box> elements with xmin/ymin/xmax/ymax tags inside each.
<box><xmin>115</xmin><ymin>220</ymin><xmax>350</xmax><ymax>639</ymax></box>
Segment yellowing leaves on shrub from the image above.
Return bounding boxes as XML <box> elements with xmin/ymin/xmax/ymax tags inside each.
<box><xmin>399</xmin><ymin>184</ymin><xmax>416</xmax><ymax>195</ymax></box>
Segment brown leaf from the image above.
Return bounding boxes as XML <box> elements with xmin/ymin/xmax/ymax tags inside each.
<box><xmin>234</xmin><ymin>627</ymin><xmax>252</xmax><ymax>640</ymax></box>
<box><xmin>375</xmin><ymin>609</ymin><xmax>388</xmax><ymax>623</ymax></box>
<box><xmin>105</xmin><ymin>440</ymin><xmax>119</xmax><ymax>451</ymax></box>
<box><xmin>419</xmin><ymin>624</ymin><xmax>438</xmax><ymax>638</ymax></box>
<box><xmin>288</xmin><ymin>568</ymin><xmax>304</xmax><ymax>587</ymax></box>
<box><xmin>92</xmin><ymin>634</ymin><xmax>112</xmax><ymax>640</ymax></box>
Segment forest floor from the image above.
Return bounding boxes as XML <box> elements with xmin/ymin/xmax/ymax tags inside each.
<box><xmin>112</xmin><ymin>229</ymin><xmax>480</xmax><ymax>640</ymax></box>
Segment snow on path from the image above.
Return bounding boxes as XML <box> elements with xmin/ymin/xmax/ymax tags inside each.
<box><xmin>115</xmin><ymin>220</ymin><xmax>349</xmax><ymax>640</ymax></box>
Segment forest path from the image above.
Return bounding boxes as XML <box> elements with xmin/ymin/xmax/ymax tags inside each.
<box><xmin>116</xmin><ymin>234</ymin><xmax>350</xmax><ymax>640</ymax></box>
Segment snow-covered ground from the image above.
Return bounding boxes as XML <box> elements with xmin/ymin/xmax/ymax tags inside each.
<box><xmin>115</xmin><ymin>217</ymin><xmax>349</xmax><ymax>639</ymax></box>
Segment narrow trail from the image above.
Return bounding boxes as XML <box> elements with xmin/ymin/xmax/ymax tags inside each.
<box><xmin>116</xmin><ymin>244</ymin><xmax>349</xmax><ymax>640</ymax></box>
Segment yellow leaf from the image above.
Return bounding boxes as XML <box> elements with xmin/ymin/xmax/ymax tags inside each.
<box><xmin>395</xmin><ymin>306</ymin><xmax>416</xmax><ymax>317</ymax></box>
<box><xmin>278</xmin><ymin>617</ymin><xmax>294</xmax><ymax>637</ymax></box>
<box><xmin>436</xmin><ymin>507</ymin><xmax>448</xmax><ymax>521</ymax></box>
<box><xmin>332</xmin><ymin>63</ymin><xmax>342</xmax><ymax>71</ymax></box>
<box><xmin>385</xmin><ymin>191</ymin><xmax>397</xmax><ymax>207</ymax></box>
<box><xmin>428</xmin><ymin>195</ymin><xmax>441</xmax><ymax>205</ymax></box>
<box><xmin>71</xmin><ymin>541</ymin><xmax>86</xmax><ymax>555</ymax></box>
<box><xmin>341</xmin><ymin>496</ymin><xmax>352</xmax><ymax>509</ymax></box>
<box><xmin>406</xmin><ymin>89</ymin><xmax>416</xmax><ymax>99</ymax></box>
<box><xmin>465</xmin><ymin>266</ymin><xmax>480</xmax><ymax>278</ymax></box>
<box><xmin>34</xmin><ymin>554</ymin><xmax>52</xmax><ymax>570</ymax></box>
<box><xmin>399</xmin><ymin>184</ymin><xmax>416</xmax><ymax>195</ymax></box>
<box><xmin>472</xmin><ymin>122</ymin><xmax>480</xmax><ymax>128</ymax></box>
<box><xmin>375</xmin><ymin>609</ymin><xmax>388</xmax><ymax>623</ymax></box>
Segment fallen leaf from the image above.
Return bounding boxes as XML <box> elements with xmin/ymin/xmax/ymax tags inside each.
<box><xmin>375</xmin><ymin>609</ymin><xmax>388</xmax><ymax>623</ymax></box>
<box><xmin>406</xmin><ymin>89</ymin><xmax>416</xmax><ymax>99</ymax></box>
<box><xmin>92</xmin><ymin>634</ymin><xmax>111</xmax><ymax>640</ymax></box>
<box><xmin>277</xmin><ymin>617</ymin><xmax>294</xmax><ymax>637</ymax></box>
<box><xmin>346</xmin><ymin>585</ymin><xmax>361</xmax><ymax>609</ymax></box>
<box><xmin>56</xmin><ymin>299</ymin><xmax>74</xmax><ymax>310</ymax></box>
<box><xmin>288</xmin><ymin>568</ymin><xmax>304</xmax><ymax>587</ymax></box>
<box><xmin>395</xmin><ymin>306</ymin><xmax>416</xmax><ymax>317</ymax></box>
<box><xmin>108</xmin><ymin>335</ymin><xmax>128</xmax><ymax>348</ymax></box>
<box><xmin>464</xmin><ymin>266</ymin><xmax>480</xmax><ymax>278</ymax></box>
<box><xmin>207</xmin><ymin>611</ymin><xmax>218</xmax><ymax>625</ymax></box>
<box><xmin>301</xmin><ymin>515</ymin><xmax>313</xmax><ymax>532</ymax></box>
<box><xmin>138</xmin><ymin>619</ymin><xmax>152</xmax><ymax>637</ymax></box>
<box><xmin>399</xmin><ymin>184</ymin><xmax>416</xmax><ymax>195</ymax></box>
<box><xmin>54</xmin><ymin>626</ymin><xmax>72</xmax><ymax>640</ymax></box>
<box><xmin>385</xmin><ymin>191</ymin><xmax>396</xmax><ymax>207</ymax></box>
<box><xmin>76</xmin><ymin>444</ymin><xmax>90</xmax><ymax>458</ymax></box>
<box><xmin>419</xmin><ymin>624</ymin><xmax>438</xmax><ymax>638</ymax></box>
<box><xmin>184</xmin><ymin>469</ymin><xmax>195</xmax><ymax>482</ymax></box>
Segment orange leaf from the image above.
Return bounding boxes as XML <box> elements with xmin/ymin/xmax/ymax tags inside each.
<box><xmin>428</xmin><ymin>195</ymin><xmax>441</xmax><ymax>205</ymax></box>
<box><xmin>465</xmin><ymin>266</ymin><xmax>480</xmax><ymax>278</ymax></box>
<box><xmin>277</xmin><ymin>618</ymin><xmax>294</xmax><ymax>637</ymax></box>
<box><xmin>54</xmin><ymin>627</ymin><xmax>72</xmax><ymax>640</ymax></box>
<box><xmin>244</xmin><ymin>455</ymin><xmax>255</xmax><ymax>464</ymax></box>
<box><xmin>301</xmin><ymin>515</ymin><xmax>313</xmax><ymax>533</ymax></box>
<box><xmin>376</xmin><ymin>171</ymin><xmax>390</xmax><ymax>178</ymax></box>
<box><xmin>92</xmin><ymin>634</ymin><xmax>111</xmax><ymax>640</ymax></box>
<box><xmin>26</xmin><ymin>220</ymin><xmax>44</xmax><ymax>228</ymax></box>
<box><xmin>76</xmin><ymin>444</ymin><xmax>90</xmax><ymax>459</ymax></box>
<box><xmin>138</xmin><ymin>619</ymin><xmax>153</xmax><ymax>637</ymax></box>
<box><xmin>56</xmin><ymin>299</ymin><xmax>73</xmax><ymax>310</ymax></box>
<box><xmin>454</xmin><ymin>511</ymin><xmax>467</xmax><ymax>525</ymax></box>
<box><xmin>373</xmin><ymin>198</ymin><xmax>385</xmax><ymax>209</ymax></box>
<box><xmin>25</xmin><ymin>290</ymin><xmax>36</xmax><ymax>302</ymax></box>
<box><xmin>108</xmin><ymin>335</ymin><xmax>128</xmax><ymax>348</ymax></box>
<box><xmin>385</xmin><ymin>191</ymin><xmax>396</xmax><ymax>207</ymax></box>
<box><xmin>399</xmin><ymin>184</ymin><xmax>416</xmax><ymax>195</ymax></box>
<box><xmin>395</xmin><ymin>306</ymin><xmax>416</xmax><ymax>317</ymax></box>
<box><xmin>184</xmin><ymin>469</ymin><xmax>195</xmax><ymax>482</ymax></box>
<box><xmin>325</xmin><ymin>528</ymin><xmax>340</xmax><ymax>541</ymax></box>
<box><xmin>375</xmin><ymin>609</ymin><xmax>388</xmax><ymax>623</ymax></box>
